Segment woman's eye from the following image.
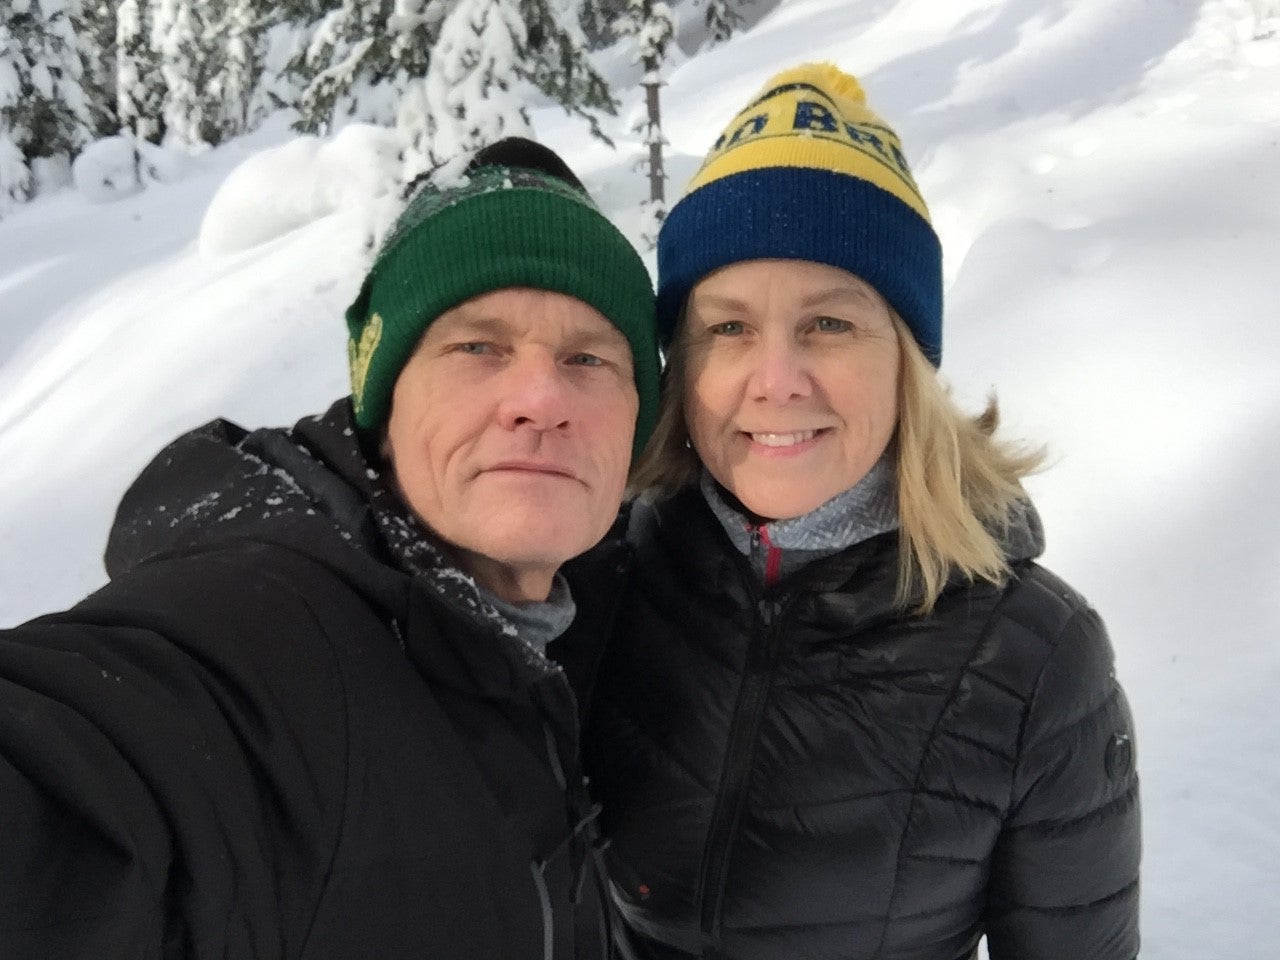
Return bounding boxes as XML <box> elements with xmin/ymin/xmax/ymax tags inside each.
<box><xmin>814</xmin><ymin>316</ymin><xmax>853</xmax><ymax>333</ymax></box>
<box><xmin>708</xmin><ymin>321</ymin><xmax>744</xmax><ymax>336</ymax></box>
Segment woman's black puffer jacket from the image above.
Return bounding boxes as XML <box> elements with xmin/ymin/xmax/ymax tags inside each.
<box><xmin>579</xmin><ymin>488</ymin><xmax>1140</xmax><ymax>960</ymax></box>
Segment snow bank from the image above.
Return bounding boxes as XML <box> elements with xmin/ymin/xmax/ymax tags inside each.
<box><xmin>71</xmin><ymin>135</ymin><xmax>188</xmax><ymax>204</ymax></box>
<box><xmin>198</xmin><ymin>123</ymin><xmax>402</xmax><ymax>256</ymax></box>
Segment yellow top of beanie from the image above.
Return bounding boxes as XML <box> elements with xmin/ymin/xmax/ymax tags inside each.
<box><xmin>683</xmin><ymin>62</ymin><xmax>930</xmax><ymax>223</ymax></box>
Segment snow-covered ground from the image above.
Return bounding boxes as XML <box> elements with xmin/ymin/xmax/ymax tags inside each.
<box><xmin>3</xmin><ymin>0</ymin><xmax>1279</xmax><ymax>954</ymax></box>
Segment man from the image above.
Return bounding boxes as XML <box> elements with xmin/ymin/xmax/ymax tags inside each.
<box><xmin>0</xmin><ymin>138</ymin><xmax>660</xmax><ymax>959</ymax></box>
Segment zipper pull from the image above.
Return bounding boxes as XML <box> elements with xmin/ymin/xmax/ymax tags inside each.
<box><xmin>758</xmin><ymin>599</ymin><xmax>775</xmax><ymax>626</ymax></box>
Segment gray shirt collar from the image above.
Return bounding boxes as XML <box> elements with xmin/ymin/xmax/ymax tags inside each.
<box><xmin>485</xmin><ymin>575</ymin><xmax>577</xmax><ymax>656</ymax></box>
<box><xmin>701</xmin><ymin>456</ymin><xmax>899</xmax><ymax>585</ymax></box>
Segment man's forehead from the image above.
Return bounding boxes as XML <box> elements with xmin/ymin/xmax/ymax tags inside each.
<box><xmin>436</xmin><ymin>290</ymin><xmax>625</xmax><ymax>342</ymax></box>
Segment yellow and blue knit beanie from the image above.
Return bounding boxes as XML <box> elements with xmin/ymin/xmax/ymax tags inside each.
<box><xmin>657</xmin><ymin>63</ymin><xmax>943</xmax><ymax>364</ymax></box>
<box><xmin>345</xmin><ymin>137</ymin><xmax>661</xmax><ymax>456</ymax></box>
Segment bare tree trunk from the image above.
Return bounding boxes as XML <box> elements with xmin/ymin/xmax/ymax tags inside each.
<box><xmin>643</xmin><ymin>58</ymin><xmax>664</xmax><ymax>203</ymax></box>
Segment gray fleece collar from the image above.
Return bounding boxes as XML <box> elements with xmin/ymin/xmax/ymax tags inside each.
<box><xmin>701</xmin><ymin>456</ymin><xmax>900</xmax><ymax>585</ymax></box>
<box><xmin>486</xmin><ymin>576</ymin><xmax>577</xmax><ymax>655</ymax></box>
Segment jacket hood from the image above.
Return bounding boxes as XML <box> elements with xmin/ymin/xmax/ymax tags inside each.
<box><xmin>105</xmin><ymin>398</ymin><xmax>583</xmax><ymax>694</ymax></box>
<box><xmin>105</xmin><ymin>398</ymin><xmax>404</xmax><ymax>614</ymax></box>
<box><xmin>998</xmin><ymin>495</ymin><xmax>1046</xmax><ymax>565</ymax></box>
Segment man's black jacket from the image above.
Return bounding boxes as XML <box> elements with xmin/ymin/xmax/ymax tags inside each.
<box><xmin>0</xmin><ymin>400</ymin><xmax>617</xmax><ymax>959</ymax></box>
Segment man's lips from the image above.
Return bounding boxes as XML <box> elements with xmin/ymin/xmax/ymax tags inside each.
<box><xmin>481</xmin><ymin>460</ymin><xmax>581</xmax><ymax>481</ymax></box>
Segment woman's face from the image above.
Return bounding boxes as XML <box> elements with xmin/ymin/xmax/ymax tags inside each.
<box><xmin>682</xmin><ymin>259</ymin><xmax>901</xmax><ymax>521</ymax></box>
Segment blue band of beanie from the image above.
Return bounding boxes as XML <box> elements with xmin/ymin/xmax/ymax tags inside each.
<box><xmin>656</xmin><ymin>167</ymin><xmax>943</xmax><ymax>365</ymax></box>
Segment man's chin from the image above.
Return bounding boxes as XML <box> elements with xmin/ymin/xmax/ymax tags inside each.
<box><xmin>450</xmin><ymin>523</ymin><xmax>605</xmax><ymax>587</ymax></box>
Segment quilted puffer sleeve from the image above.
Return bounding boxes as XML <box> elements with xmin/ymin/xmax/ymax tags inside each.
<box><xmin>0</xmin><ymin>553</ymin><xmax>347</xmax><ymax>958</ymax></box>
<box><xmin>985</xmin><ymin>605</ymin><xmax>1141</xmax><ymax>960</ymax></box>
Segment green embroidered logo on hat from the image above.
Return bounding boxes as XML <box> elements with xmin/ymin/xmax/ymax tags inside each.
<box><xmin>349</xmin><ymin>312</ymin><xmax>383</xmax><ymax>417</ymax></box>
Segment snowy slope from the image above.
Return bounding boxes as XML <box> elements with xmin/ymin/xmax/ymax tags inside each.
<box><xmin>2</xmin><ymin>0</ymin><xmax>1279</xmax><ymax>954</ymax></box>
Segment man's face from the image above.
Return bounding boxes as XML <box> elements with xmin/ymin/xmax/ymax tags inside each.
<box><xmin>384</xmin><ymin>287</ymin><xmax>638</xmax><ymax>601</ymax></box>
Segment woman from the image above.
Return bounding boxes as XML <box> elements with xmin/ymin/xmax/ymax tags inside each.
<box><xmin>577</xmin><ymin>64</ymin><xmax>1140</xmax><ymax>960</ymax></box>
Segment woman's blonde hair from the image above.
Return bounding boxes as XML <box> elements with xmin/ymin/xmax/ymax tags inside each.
<box><xmin>628</xmin><ymin>311</ymin><xmax>1045</xmax><ymax>614</ymax></box>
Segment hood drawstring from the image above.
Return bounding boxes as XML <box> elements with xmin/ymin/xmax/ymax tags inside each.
<box><xmin>529</xmin><ymin>860</ymin><xmax>554</xmax><ymax>960</ymax></box>
<box><xmin>531</xmin><ymin>716</ymin><xmax>605</xmax><ymax>959</ymax></box>
<box><xmin>540</xmin><ymin>723</ymin><xmax>602</xmax><ymax>903</ymax></box>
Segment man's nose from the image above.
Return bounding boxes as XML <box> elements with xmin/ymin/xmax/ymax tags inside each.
<box><xmin>496</xmin><ymin>352</ymin><xmax>573</xmax><ymax>432</ymax></box>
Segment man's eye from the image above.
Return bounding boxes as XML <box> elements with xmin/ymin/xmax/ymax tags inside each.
<box><xmin>454</xmin><ymin>342</ymin><xmax>492</xmax><ymax>355</ymax></box>
<box><xmin>566</xmin><ymin>353</ymin><xmax>604</xmax><ymax>367</ymax></box>
<box><xmin>814</xmin><ymin>316</ymin><xmax>853</xmax><ymax>333</ymax></box>
<box><xmin>708</xmin><ymin>321</ymin><xmax>744</xmax><ymax>336</ymax></box>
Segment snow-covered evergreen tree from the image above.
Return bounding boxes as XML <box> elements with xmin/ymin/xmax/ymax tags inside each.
<box><xmin>0</xmin><ymin>0</ymin><xmax>92</xmax><ymax>206</ymax></box>
<box><xmin>387</xmin><ymin>0</ymin><xmax>444</xmax><ymax>78</ymax></box>
<box><xmin>519</xmin><ymin>0</ymin><xmax>616</xmax><ymax>138</ymax></box>
<box><xmin>116</xmin><ymin>0</ymin><xmax>165</xmax><ymax>142</ymax></box>
<box><xmin>291</xmin><ymin>0</ymin><xmax>394</xmax><ymax>133</ymax></box>
<box><xmin>399</xmin><ymin>0</ymin><xmax>531</xmax><ymax>180</ymax></box>
<box><xmin>70</xmin><ymin>0</ymin><xmax>120</xmax><ymax>137</ymax></box>
<box><xmin>247</xmin><ymin>0</ymin><xmax>332</xmax><ymax>118</ymax></box>
<box><xmin>288</xmin><ymin>0</ymin><xmax>459</xmax><ymax>136</ymax></box>
<box><xmin>0</xmin><ymin>125</ymin><xmax>31</xmax><ymax>210</ymax></box>
<box><xmin>151</xmin><ymin>0</ymin><xmax>213</xmax><ymax>148</ymax></box>
<box><xmin>571</xmin><ymin>0</ymin><xmax>622</xmax><ymax>49</ymax></box>
<box><xmin>699</xmin><ymin>0</ymin><xmax>742</xmax><ymax>46</ymax></box>
<box><xmin>206</xmin><ymin>0</ymin><xmax>265</xmax><ymax>140</ymax></box>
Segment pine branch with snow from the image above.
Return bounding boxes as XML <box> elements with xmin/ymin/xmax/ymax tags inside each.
<box><xmin>151</xmin><ymin>0</ymin><xmax>215</xmax><ymax>149</ymax></box>
<box><xmin>205</xmin><ymin>0</ymin><xmax>267</xmax><ymax>141</ymax></box>
<box><xmin>116</xmin><ymin>0</ymin><xmax>165</xmax><ymax>142</ymax></box>
<box><xmin>518</xmin><ymin>0</ymin><xmax>617</xmax><ymax>131</ymax></box>
<box><xmin>71</xmin><ymin>0</ymin><xmax>122</xmax><ymax>138</ymax></box>
<box><xmin>400</xmin><ymin>0</ymin><xmax>532</xmax><ymax>181</ymax></box>
<box><xmin>698</xmin><ymin>0</ymin><xmax>742</xmax><ymax>47</ymax></box>
<box><xmin>0</xmin><ymin>0</ymin><xmax>93</xmax><ymax>207</ymax></box>
<box><xmin>291</xmin><ymin>0</ymin><xmax>416</xmax><ymax>134</ymax></box>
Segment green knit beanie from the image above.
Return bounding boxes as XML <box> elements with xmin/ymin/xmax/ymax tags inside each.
<box><xmin>345</xmin><ymin>138</ymin><xmax>660</xmax><ymax>457</ymax></box>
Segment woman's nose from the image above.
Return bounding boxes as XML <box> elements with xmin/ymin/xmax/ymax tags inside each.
<box><xmin>745</xmin><ymin>339</ymin><xmax>813</xmax><ymax>403</ymax></box>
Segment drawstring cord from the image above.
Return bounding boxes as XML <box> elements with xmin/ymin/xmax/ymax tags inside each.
<box><xmin>529</xmin><ymin>861</ymin><xmax>554</xmax><ymax>960</ymax></box>
<box><xmin>544</xmin><ymin>722</ymin><xmax>568</xmax><ymax>789</ymax></box>
<box><xmin>531</xmin><ymin>717</ymin><xmax>606</xmax><ymax>958</ymax></box>
<box><xmin>541</xmin><ymin>720</ymin><xmax>601</xmax><ymax>899</ymax></box>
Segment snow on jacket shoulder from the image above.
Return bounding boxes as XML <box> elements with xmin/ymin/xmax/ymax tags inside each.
<box><xmin>0</xmin><ymin>400</ymin><xmax>613</xmax><ymax>960</ymax></box>
<box><xmin>576</xmin><ymin>488</ymin><xmax>1140</xmax><ymax>960</ymax></box>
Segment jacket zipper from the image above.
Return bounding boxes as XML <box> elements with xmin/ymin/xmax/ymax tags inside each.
<box><xmin>746</xmin><ymin>524</ymin><xmax>783</xmax><ymax>588</ymax></box>
<box><xmin>696</xmin><ymin>592</ymin><xmax>787</xmax><ymax>943</ymax></box>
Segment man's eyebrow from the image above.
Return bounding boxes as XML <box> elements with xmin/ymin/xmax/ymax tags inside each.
<box><xmin>441</xmin><ymin>313</ymin><xmax>512</xmax><ymax>337</ymax></box>
<box><xmin>441</xmin><ymin>311</ymin><xmax>629</xmax><ymax>352</ymax></box>
<box><xmin>567</xmin><ymin>325</ymin><xmax>631</xmax><ymax>352</ymax></box>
